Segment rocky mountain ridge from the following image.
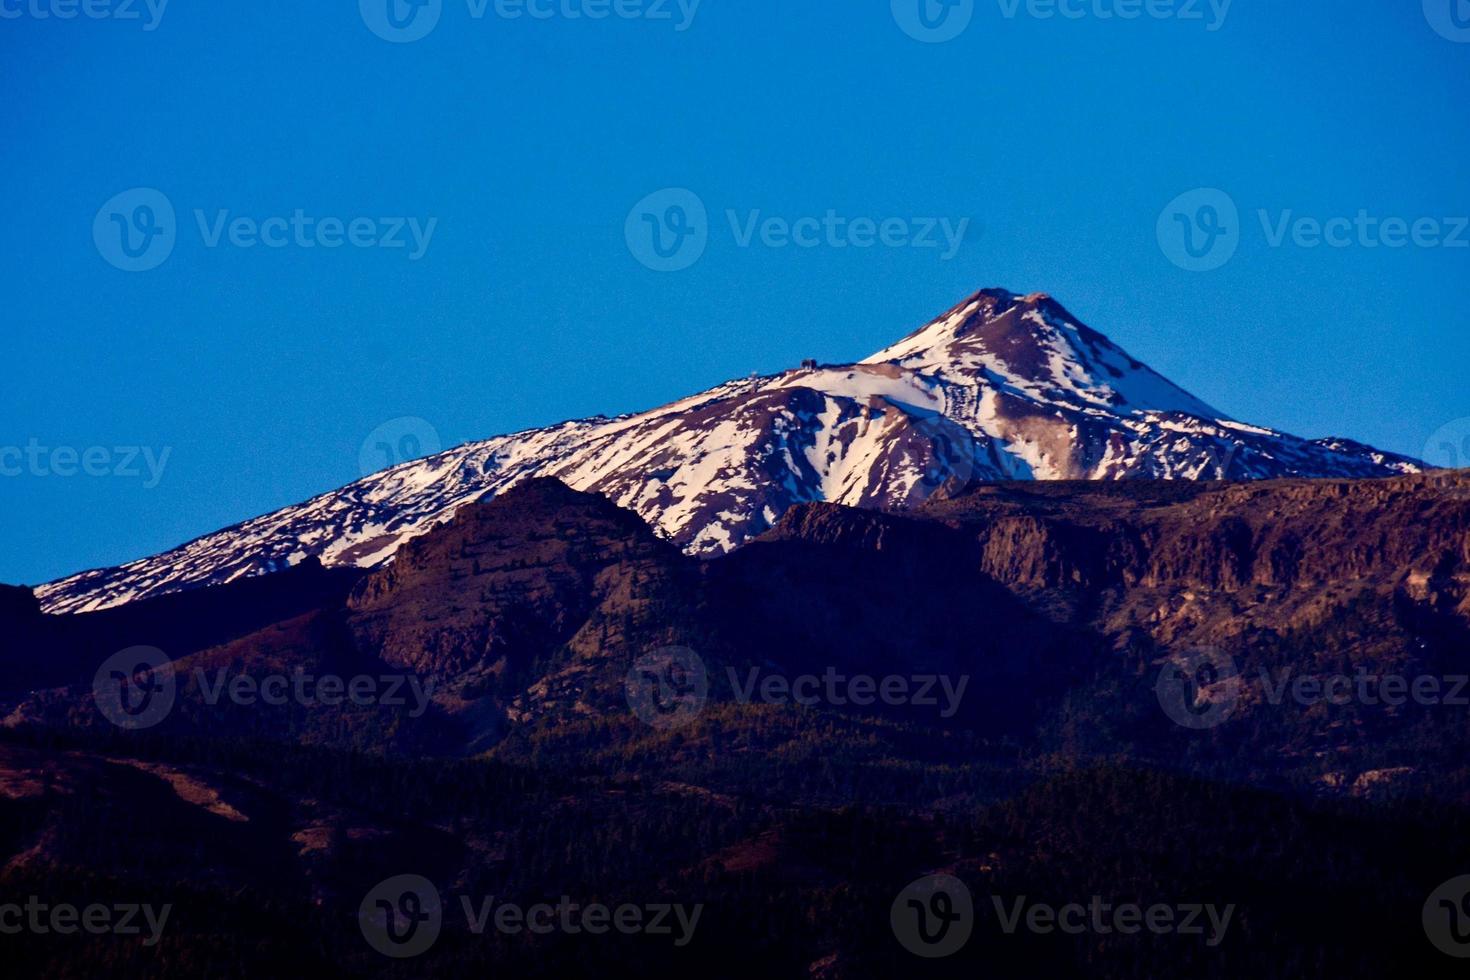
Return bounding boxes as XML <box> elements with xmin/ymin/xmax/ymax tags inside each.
<box><xmin>37</xmin><ymin>287</ymin><xmax>1423</xmax><ymax>614</ymax></box>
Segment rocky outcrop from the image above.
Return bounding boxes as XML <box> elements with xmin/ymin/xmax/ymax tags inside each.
<box><xmin>919</xmin><ymin>472</ymin><xmax>1470</xmax><ymax>595</ymax></box>
<box><xmin>346</xmin><ymin>479</ymin><xmax>692</xmax><ymax>682</ymax></box>
<box><xmin>760</xmin><ymin>472</ymin><xmax>1470</xmax><ymax>653</ymax></box>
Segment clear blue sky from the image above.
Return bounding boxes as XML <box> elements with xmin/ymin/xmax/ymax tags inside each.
<box><xmin>2</xmin><ymin>0</ymin><xmax>1468</xmax><ymax>586</ymax></box>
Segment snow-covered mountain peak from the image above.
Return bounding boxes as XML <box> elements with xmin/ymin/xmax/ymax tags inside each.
<box><xmin>863</xmin><ymin>287</ymin><xmax>1220</xmax><ymax>418</ymax></box>
<box><xmin>34</xmin><ymin>285</ymin><xmax>1425</xmax><ymax>614</ymax></box>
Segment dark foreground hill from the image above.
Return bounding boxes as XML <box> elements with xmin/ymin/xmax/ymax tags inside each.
<box><xmin>3</xmin><ymin>471</ymin><xmax>1470</xmax><ymax>976</ymax></box>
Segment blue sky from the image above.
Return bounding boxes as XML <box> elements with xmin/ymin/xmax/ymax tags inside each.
<box><xmin>2</xmin><ymin>0</ymin><xmax>1468</xmax><ymax>585</ymax></box>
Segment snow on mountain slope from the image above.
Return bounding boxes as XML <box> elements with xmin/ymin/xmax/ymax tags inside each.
<box><xmin>36</xmin><ymin>287</ymin><xmax>1424</xmax><ymax>614</ymax></box>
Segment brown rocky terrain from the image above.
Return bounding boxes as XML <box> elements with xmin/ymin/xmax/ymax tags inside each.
<box><xmin>5</xmin><ymin>471</ymin><xmax>1469</xmax><ymax>797</ymax></box>
<box><xmin>767</xmin><ymin>470</ymin><xmax>1470</xmax><ymax>650</ymax></box>
<box><xmin>6</xmin><ymin>473</ymin><xmax>1470</xmax><ymax>977</ymax></box>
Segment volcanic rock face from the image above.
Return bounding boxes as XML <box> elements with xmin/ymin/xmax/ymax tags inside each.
<box><xmin>930</xmin><ymin>473</ymin><xmax>1470</xmax><ymax>599</ymax></box>
<box><xmin>36</xmin><ymin>287</ymin><xmax>1423</xmax><ymax>614</ymax></box>
<box><xmin>8</xmin><ymin>473</ymin><xmax>1470</xmax><ymax>979</ymax></box>
<box><xmin>0</xmin><ymin>559</ymin><xmax>363</xmax><ymax>700</ymax></box>
<box><xmin>768</xmin><ymin>470</ymin><xmax>1470</xmax><ymax>651</ymax></box>
<box><xmin>5</xmin><ymin>471</ymin><xmax>1470</xmax><ymax>786</ymax></box>
<box><xmin>345</xmin><ymin>479</ymin><xmax>692</xmax><ymax>684</ymax></box>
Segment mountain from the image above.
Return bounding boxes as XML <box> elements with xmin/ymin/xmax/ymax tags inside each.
<box><xmin>36</xmin><ymin>287</ymin><xmax>1424</xmax><ymax>614</ymax></box>
<box><xmin>7</xmin><ymin>472</ymin><xmax>1470</xmax><ymax>977</ymax></box>
<box><xmin>13</xmin><ymin>470</ymin><xmax>1470</xmax><ymax>773</ymax></box>
<box><xmin>0</xmin><ymin>558</ymin><xmax>364</xmax><ymax>699</ymax></box>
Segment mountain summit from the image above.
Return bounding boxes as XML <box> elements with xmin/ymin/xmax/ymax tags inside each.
<box><xmin>38</xmin><ymin>287</ymin><xmax>1423</xmax><ymax>613</ymax></box>
<box><xmin>865</xmin><ymin>288</ymin><xmax>1221</xmax><ymax>417</ymax></box>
